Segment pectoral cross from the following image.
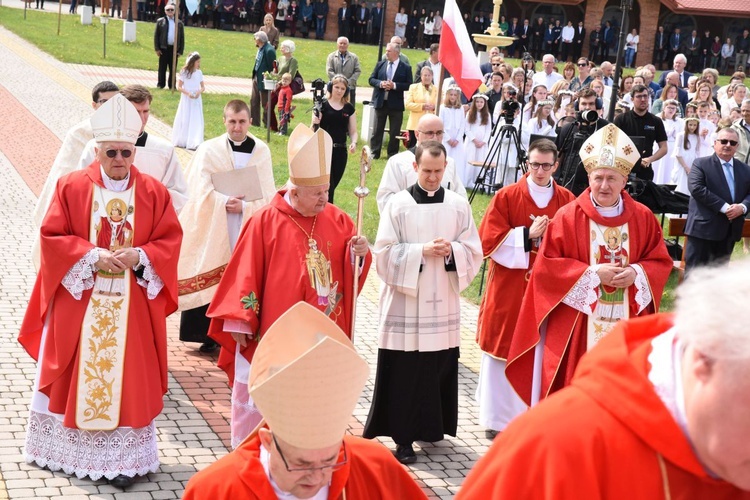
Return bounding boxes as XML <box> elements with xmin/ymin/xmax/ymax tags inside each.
<box><xmin>426</xmin><ymin>292</ymin><xmax>443</xmax><ymax>313</ymax></box>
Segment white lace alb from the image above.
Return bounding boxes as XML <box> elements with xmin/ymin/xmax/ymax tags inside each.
<box><xmin>134</xmin><ymin>248</ymin><xmax>164</xmax><ymax>299</ymax></box>
<box><xmin>25</xmin><ymin>410</ymin><xmax>159</xmax><ymax>481</ymax></box>
<box><xmin>631</xmin><ymin>263</ymin><xmax>652</xmax><ymax>314</ymax></box>
<box><xmin>562</xmin><ymin>266</ymin><xmax>601</xmax><ymax>315</ymax></box>
<box><xmin>61</xmin><ymin>248</ymin><xmax>99</xmax><ymax>300</ymax></box>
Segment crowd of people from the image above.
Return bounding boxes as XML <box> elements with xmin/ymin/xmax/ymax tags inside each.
<box><xmin>16</xmin><ymin>3</ymin><xmax>750</xmax><ymax>497</ymax></box>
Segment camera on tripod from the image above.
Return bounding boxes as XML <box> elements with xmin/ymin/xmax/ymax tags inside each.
<box><xmin>501</xmin><ymin>91</ymin><xmax>521</xmax><ymax>124</ymax></box>
<box><xmin>311</xmin><ymin>78</ymin><xmax>327</xmax><ymax>117</ymax></box>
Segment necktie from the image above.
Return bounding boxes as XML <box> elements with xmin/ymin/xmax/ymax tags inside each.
<box><xmin>724</xmin><ymin>162</ymin><xmax>736</xmax><ymax>200</ymax></box>
<box><xmin>386</xmin><ymin>61</ymin><xmax>394</xmax><ymax>81</ymax></box>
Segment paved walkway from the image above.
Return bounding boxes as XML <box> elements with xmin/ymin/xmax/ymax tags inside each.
<box><xmin>0</xmin><ymin>24</ymin><xmax>488</xmax><ymax>500</ymax></box>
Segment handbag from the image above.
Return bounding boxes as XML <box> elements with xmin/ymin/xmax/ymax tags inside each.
<box><xmin>290</xmin><ymin>71</ymin><xmax>305</xmax><ymax>95</ymax></box>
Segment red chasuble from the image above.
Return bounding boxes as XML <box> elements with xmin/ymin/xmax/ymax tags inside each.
<box><xmin>183</xmin><ymin>432</ymin><xmax>428</xmax><ymax>499</ymax></box>
<box><xmin>18</xmin><ymin>162</ymin><xmax>182</xmax><ymax>429</ymax></box>
<box><xmin>207</xmin><ymin>191</ymin><xmax>372</xmax><ymax>385</ymax></box>
<box><xmin>458</xmin><ymin>315</ymin><xmax>750</xmax><ymax>500</ymax></box>
<box><xmin>505</xmin><ymin>189</ymin><xmax>672</xmax><ymax>405</ymax></box>
<box><xmin>476</xmin><ymin>174</ymin><xmax>575</xmax><ymax>360</ymax></box>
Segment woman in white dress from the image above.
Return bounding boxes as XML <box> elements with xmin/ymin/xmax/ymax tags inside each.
<box><xmin>172</xmin><ymin>52</ymin><xmax>205</xmax><ymax>150</ymax></box>
<box><xmin>652</xmin><ymin>99</ymin><xmax>682</xmax><ymax>185</ymax></box>
<box><xmin>462</xmin><ymin>94</ymin><xmax>491</xmax><ymax>189</ymax></box>
<box><xmin>439</xmin><ymin>86</ymin><xmax>466</xmax><ymax>173</ymax></box>
<box><xmin>672</xmin><ymin>118</ymin><xmax>701</xmax><ymax>196</ymax></box>
<box><xmin>521</xmin><ymin>99</ymin><xmax>556</xmax><ymax>150</ymax></box>
<box><xmin>394</xmin><ymin>7</ymin><xmax>407</xmax><ymax>39</ymax></box>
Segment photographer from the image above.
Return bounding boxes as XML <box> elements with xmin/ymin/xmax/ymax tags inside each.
<box><xmin>491</xmin><ymin>83</ymin><xmax>523</xmax><ymax>187</ymax></box>
<box><xmin>311</xmin><ymin>75</ymin><xmax>358</xmax><ymax>204</ymax></box>
<box><xmin>554</xmin><ymin>88</ymin><xmax>609</xmax><ymax>195</ymax></box>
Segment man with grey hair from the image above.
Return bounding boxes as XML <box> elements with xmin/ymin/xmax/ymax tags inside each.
<box><xmin>326</xmin><ymin>37</ymin><xmax>362</xmax><ymax>104</ymax></box>
<box><xmin>600</xmin><ymin>61</ymin><xmax>614</xmax><ymax>86</ymax></box>
<box><xmin>731</xmin><ymin>99</ymin><xmax>750</xmax><ymax>164</ymax></box>
<box><xmin>368</xmin><ymin>42</ymin><xmax>412</xmax><ymax>158</ymax></box>
<box><xmin>459</xmin><ymin>259</ymin><xmax>750</xmax><ymax>497</ymax></box>
<box><xmin>154</xmin><ymin>2</ymin><xmax>184</xmax><ymax>89</ymax></box>
<box><xmin>250</xmin><ymin>31</ymin><xmax>276</xmax><ymax>127</ymax></box>
<box><xmin>685</xmin><ymin>126</ymin><xmax>750</xmax><ymax>272</ymax></box>
<box><xmin>656</xmin><ymin>70</ymin><xmax>688</xmax><ymax>109</ymax></box>
<box><xmin>532</xmin><ymin>54</ymin><xmax>563</xmax><ymax>90</ymax></box>
<box><xmin>658</xmin><ymin>53</ymin><xmax>692</xmax><ymax>88</ymax></box>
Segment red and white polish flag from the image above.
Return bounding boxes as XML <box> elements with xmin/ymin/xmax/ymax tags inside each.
<box><xmin>438</xmin><ymin>0</ymin><xmax>483</xmax><ymax>98</ymax></box>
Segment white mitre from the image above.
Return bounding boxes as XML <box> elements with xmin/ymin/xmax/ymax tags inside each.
<box><xmin>287</xmin><ymin>124</ymin><xmax>333</xmax><ymax>187</ymax></box>
<box><xmin>90</xmin><ymin>94</ymin><xmax>141</xmax><ymax>144</ymax></box>
<box><xmin>248</xmin><ymin>302</ymin><xmax>369</xmax><ymax>450</ymax></box>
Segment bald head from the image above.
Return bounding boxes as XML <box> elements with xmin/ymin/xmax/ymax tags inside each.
<box><xmin>415</xmin><ymin>114</ymin><xmax>444</xmax><ymax>144</ymax></box>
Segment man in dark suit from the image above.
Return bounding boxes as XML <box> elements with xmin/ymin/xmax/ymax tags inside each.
<box><xmin>655</xmin><ymin>71</ymin><xmax>689</xmax><ymax>110</ymax></box>
<box><xmin>653</xmin><ymin>26</ymin><xmax>668</xmax><ymax>70</ymax></box>
<box><xmin>589</xmin><ymin>25</ymin><xmax>602</xmax><ymax>61</ymax></box>
<box><xmin>353</xmin><ymin>0</ymin><xmax>369</xmax><ymax>44</ymax></box>
<box><xmin>685</xmin><ymin>127</ymin><xmax>750</xmax><ymax>273</ymax></box>
<box><xmin>370</xmin><ymin>2</ymin><xmax>383</xmax><ymax>44</ymax></box>
<box><xmin>668</xmin><ymin>28</ymin><xmax>682</xmax><ymax>67</ymax></box>
<box><xmin>516</xmin><ymin>19</ymin><xmax>530</xmax><ymax>55</ymax></box>
<box><xmin>682</xmin><ymin>30</ymin><xmax>701</xmax><ymax>73</ymax></box>
<box><xmin>369</xmin><ymin>42</ymin><xmax>412</xmax><ymax>159</ymax></box>
<box><xmin>601</xmin><ymin>21</ymin><xmax>614</xmax><ymax>63</ymax></box>
<box><xmin>700</xmin><ymin>29</ymin><xmax>713</xmax><ymax>69</ymax></box>
<box><xmin>507</xmin><ymin>17</ymin><xmax>519</xmax><ymax>57</ymax></box>
<box><xmin>337</xmin><ymin>0</ymin><xmax>349</xmax><ymax>37</ymax></box>
<box><xmin>551</xmin><ymin>19</ymin><xmax>562</xmax><ymax>59</ymax></box>
<box><xmin>153</xmin><ymin>2</ymin><xmax>184</xmax><ymax>89</ymax></box>
<box><xmin>531</xmin><ymin>17</ymin><xmax>545</xmax><ymax>60</ymax></box>
<box><xmin>657</xmin><ymin>54</ymin><xmax>692</xmax><ymax>88</ymax></box>
<box><xmin>572</xmin><ymin>21</ymin><xmax>586</xmax><ymax>61</ymax></box>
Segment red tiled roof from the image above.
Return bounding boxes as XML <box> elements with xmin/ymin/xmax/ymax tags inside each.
<box><xmin>662</xmin><ymin>0</ymin><xmax>750</xmax><ymax>17</ymax></box>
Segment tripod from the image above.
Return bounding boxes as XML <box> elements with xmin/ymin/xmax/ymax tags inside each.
<box><xmin>468</xmin><ymin>116</ymin><xmax>528</xmax><ymax>204</ymax></box>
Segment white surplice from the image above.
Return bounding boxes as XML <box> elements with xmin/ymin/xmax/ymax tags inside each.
<box><xmin>375</xmin><ymin>188</ymin><xmax>482</xmax><ymax>352</ymax></box>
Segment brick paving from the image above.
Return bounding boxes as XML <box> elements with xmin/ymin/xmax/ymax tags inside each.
<box><xmin>0</xmin><ymin>23</ymin><xmax>489</xmax><ymax>499</ymax></box>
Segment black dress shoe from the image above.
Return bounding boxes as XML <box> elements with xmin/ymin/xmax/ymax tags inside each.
<box><xmin>109</xmin><ymin>475</ymin><xmax>134</xmax><ymax>489</ymax></box>
<box><xmin>199</xmin><ymin>340</ymin><xmax>219</xmax><ymax>353</ymax></box>
<box><xmin>485</xmin><ymin>429</ymin><xmax>499</xmax><ymax>440</ymax></box>
<box><xmin>394</xmin><ymin>443</ymin><xmax>417</xmax><ymax>465</ymax></box>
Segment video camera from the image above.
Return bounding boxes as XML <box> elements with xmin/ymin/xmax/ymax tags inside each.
<box><xmin>501</xmin><ymin>90</ymin><xmax>521</xmax><ymax>124</ymax></box>
<box><xmin>311</xmin><ymin>78</ymin><xmax>327</xmax><ymax>118</ymax></box>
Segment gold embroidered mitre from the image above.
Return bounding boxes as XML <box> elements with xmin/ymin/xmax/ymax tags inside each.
<box><xmin>287</xmin><ymin>124</ymin><xmax>333</xmax><ymax>186</ymax></box>
<box><xmin>90</xmin><ymin>94</ymin><xmax>141</xmax><ymax>144</ymax></box>
<box><xmin>248</xmin><ymin>302</ymin><xmax>368</xmax><ymax>449</ymax></box>
<box><xmin>580</xmin><ymin>123</ymin><xmax>641</xmax><ymax>177</ymax></box>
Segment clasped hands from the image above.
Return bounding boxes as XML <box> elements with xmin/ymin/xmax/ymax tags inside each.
<box><xmin>726</xmin><ymin>204</ymin><xmax>746</xmax><ymax>220</ymax></box>
<box><xmin>96</xmin><ymin>248</ymin><xmax>139</xmax><ymax>273</ymax></box>
<box><xmin>381</xmin><ymin>80</ymin><xmax>396</xmax><ymax>91</ymax></box>
<box><xmin>423</xmin><ymin>237</ymin><xmax>452</xmax><ymax>258</ymax></box>
<box><xmin>596</xmin><ymin>263</ymin><xmax>636</xmax><ymax>289</ymax></box>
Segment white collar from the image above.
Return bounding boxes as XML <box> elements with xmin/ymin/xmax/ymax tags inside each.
<box><xmin>590</xmin><ymin>192</ymin><xmax>623</xmax><ymax>217</ymax></box>
<box><xmin>417</xmin><ymin>180</ymin><xmax>438</xmax><ymax>197</ymax></box>
<box><xmin>527</xmin><ymin>177</ymin><xmax>553</xmax><ymax>193</ymax></box>
<box><xmin>100</xmin><ymin>165</ymin><xmax>130</xmax><ymax>192</ymax></box>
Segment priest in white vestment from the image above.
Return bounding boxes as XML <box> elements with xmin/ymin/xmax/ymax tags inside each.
<box><xmin>376</xmin><ymin>114</ymin><xmax>466</xmax><ymax>212</ymax></box>
<box><xmin>77</xmin><ymin>85</ymin><xmax>188</xmax><ymax>214</ymax></box>
<box><xmin>363</xmin><ymin>140</ymin><xmax>482</xmax><ymax>464</ymax></box>
<box><xmin>32</xmin><ymin>81</ymin><xmax>121</xmax><ymax>269</ymax></box>
<box><xmin>177</xmin><ymin>99</ymin><xmax>276</xmax><ymax>352</ymax></box>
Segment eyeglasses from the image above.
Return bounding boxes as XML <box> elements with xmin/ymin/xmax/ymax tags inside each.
<box><xmin>633</xmin><ymin>94</ymin><xmax>650</xmax><ymax>100</ymax></box>
<box><xmin>527</xmin><ymin>162</ymin><xmax>555</xmax><ymax>171</ymax></box>
<box><xmin>418</xmin><ymin>130</ymin><xmax>444</xmax><ymax>138</ymax></box>
<box><xmin>491</xmin><ymin>63</ymin><xmax>501</xmax><ymax>66</ymax></box>
<box><xmin>105</xmin><ymin>149</ymin><xmax>133</xmax><ymax>158</ymax></box>
<box><xmin>716</xmin><ymin>139</ymin><xmax>739</xmax><ymax>146</ymax></box>
<box><xmin>273</xmin><ymin>435</ymin><xmax>348</xmax><ymax>473</ymax></box>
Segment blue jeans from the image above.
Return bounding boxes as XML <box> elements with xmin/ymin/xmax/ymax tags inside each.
<box><xmin>625</xmin><ymin>48</ymin><xmax>636</xmax><ymax>67</ymax></box>
<box><xmin>315</xmin><ymin>17</ymin><xmax>325</xmax><ymax>38</ymax></box>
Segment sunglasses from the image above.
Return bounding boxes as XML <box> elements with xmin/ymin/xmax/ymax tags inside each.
<box><xmin>165</xmin><ymin>8</ymin><xmax>175</xmax><ymax>11</ymax></box>
<box><xmin>105</xmin><ymin>149</ymin><xmax>134</xmax><ymax>158</ymax></box>
<box><xmin>716</xmin><ymin>139</ymin><xmax>739</xmax><ymax>146</ymax></box>
<box><xmin>577</xmin><ymin>63</ymin><xmax>588</xmax><ymax>67</ymax></box>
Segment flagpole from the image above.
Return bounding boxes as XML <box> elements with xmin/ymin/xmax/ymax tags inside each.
<box><xmin>435</xmin><ymin>64</ymin><xmax>444</xmax><ymax>115</ymax></box>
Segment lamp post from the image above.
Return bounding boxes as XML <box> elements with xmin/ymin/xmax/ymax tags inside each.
<box><xmin>101</xmin><ymin>14</ymin><xmax>109</xmax><ymax>58</ymax></box>
<box><xmin>606</xmin><ymin>0</ymin><xmax>633</xmax><ymax>122</ymax></box>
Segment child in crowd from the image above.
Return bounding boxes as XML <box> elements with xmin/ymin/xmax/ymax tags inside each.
<box><xmin>521</xmin><ymin>99</ymin><xmax>556</xmax><ymax>150</ymax></box>
<box><xmin>276</xmin><ymin>73</ymin><xmax>294</xmax><ymax>135</ymax></box>
<box><xmin>172</xmin><ymin>52</ymin><xmax>205</xmax><ymax>150</ymax></box>
<box><xmin>696</xmin><ymin>102</ymin><xmax>716</xmax><ymax>151</ymax></box>
<box><xmin>461</xmin><ymin>94</ymin><xmax>491</xmax><ymax>189</ymax></box>
<box><xmin>672</xmin><ymin>117</ymin><xmax>701</xmax><ymax>195</ymax></box>
<box><xmin>439</xmin><ymin>86</ymin><xmax>466</xmax><ymax>175</ymax></box>
<box><xmin>653</xmin><ymin>99</ymin><xmax>682</xmax><ymax>185</ymax></box>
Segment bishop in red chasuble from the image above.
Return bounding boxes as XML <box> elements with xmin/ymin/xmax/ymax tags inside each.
<box><xmin>505</xmin><ymin>124</ymin><xmax>672</xmax><ymax>407</ymax></box>
<box><xmin>207</xmin><ymin>125</ymin><xmax>371</xmax><ymax>448</ymax></box>
<box><xmin>18</xmin><ymin>95</ymin><xmax>182</xmax><ymax>488</ymax></box>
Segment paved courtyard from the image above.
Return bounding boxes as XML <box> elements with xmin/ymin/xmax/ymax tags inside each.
<box><xmin>0</xmin><ymin>24</ymin><xmax>491</xmax><ymax>499</ymax></box>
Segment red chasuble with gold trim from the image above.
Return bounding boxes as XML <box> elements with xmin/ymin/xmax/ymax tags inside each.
<box><xmin>458</xmin><ymin>315</ymin><xmax>750</xmax><ymax>500</ymax></box>
<box><xmin>505</xmin><ymin>188</ymin><xmax>672</xmax><ymax>405</ymax></box>
<box><xmin>207</xmin><ymin>191</ymin><xmax>372</xmax><ymax>386</ymax></box>
<box><xmin>476</xmin><ymin>174</ymin><xmax>575</xmax><ymax>360</ymax></box>
<box><xmin>19</xmin><ymin>162</ymin><xmax>182</xmax><ymax>429</ymax></box>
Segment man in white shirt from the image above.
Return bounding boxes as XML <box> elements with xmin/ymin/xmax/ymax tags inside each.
<box><xmin>560</xmin><ymin>21</ymin><xmax>575</xmax><ymax>63</ymax></box>
<box><xmin>532</xmin><ymin>54</ymin><xmax>563</xmax><ymax>90</ymax></box>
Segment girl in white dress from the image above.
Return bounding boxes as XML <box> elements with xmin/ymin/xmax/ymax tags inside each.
<box><xmin>653</xmin><ymin>99</ymin><xmax>682</xmax><ymax>185</ymax></box>
<box><xmin>462</xmin><ymin>94</ymin><xmax>491</xmax><ymax>189</ymax></box>
<box><xmin>521</xmin><ymin>99</ymin><xmax>556</xmax><ymax>150</ymax></box>
<box><xmin>672</xmin><ymin>118</ymin><xmax>701</xmax><ymax>195</ymax></box>
<box><xmin>172</xmin><ymin>52</ymin><xmax>205</xmax><ymax>150</ymax></box>
<box><xmin>439</xmin><ymin>86</ymin><xmax>466</xmax><ymax>173</ymax></box>
<box><xmin>521</xmin><ymin>84</ymin><xmax>547</xmax><ymax>125</ymax></box>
